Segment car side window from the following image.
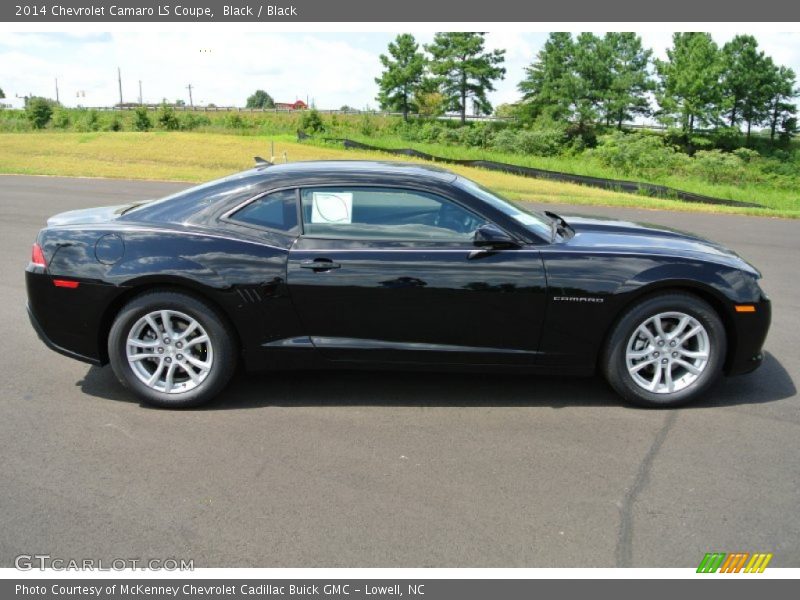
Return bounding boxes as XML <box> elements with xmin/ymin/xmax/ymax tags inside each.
<box><xmin>229</xmin><ymin>189</ymin><xmax>299</xmax><ymax>234</ymax></box>
<box><xmin>299</xmin><ymin>187</ymin><xmax>487</xmax><ymax>241</ymax></box>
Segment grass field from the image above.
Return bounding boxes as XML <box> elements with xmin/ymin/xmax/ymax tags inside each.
<box><xmin>0</xmin><ymin>131</ymin><xmax>797</xmax><ymax>218</ymax></box>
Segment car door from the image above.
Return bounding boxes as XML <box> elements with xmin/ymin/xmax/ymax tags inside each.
<box><xmin>286</xmin><ymin>185</ymin><xmax>548</xmax><ymax>365</ymax></box>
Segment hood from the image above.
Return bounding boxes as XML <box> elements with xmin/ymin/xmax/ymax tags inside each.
<box><xmin>563</xmin><ymin>215</ymin><xmax>760</xmax><ymax>277</ymax></box>
<box><xmin>47</xmin><ymin>201</ymin><xmax>152</xmax><ymax>227</ymax></box>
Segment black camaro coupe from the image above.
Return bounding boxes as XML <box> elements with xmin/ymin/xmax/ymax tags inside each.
<box><xmin>26</xmin><ymin>161</ymin><xmax>770</xmax><ymax>408</ymax></box>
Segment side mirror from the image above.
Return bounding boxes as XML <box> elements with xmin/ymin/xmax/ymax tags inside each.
<box><xmin>473</xmin><ymin>224</ymin><xmax>518</xmax><ymax>249</ymax></box>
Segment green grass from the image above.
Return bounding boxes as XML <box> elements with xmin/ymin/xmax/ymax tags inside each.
<box><xmin>333</xmin><ymin>133</ymin><xmax>800</xmax><ymax>214</ymax></box>
<box><xmin>0</xmin><ymin>131</ymin><xmax>797</xmax><ymax>218</ymax></box>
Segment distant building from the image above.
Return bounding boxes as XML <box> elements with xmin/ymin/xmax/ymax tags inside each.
<box><xmin>274</xmin><ymin>100</ymin><xmax>308</xmax><ymax>110</ymax></box>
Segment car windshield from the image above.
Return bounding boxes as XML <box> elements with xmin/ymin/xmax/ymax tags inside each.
<box><xmin>454</xmin><ymin>177</ymin><xmax>553</xmax><ymax>239</ymax></box>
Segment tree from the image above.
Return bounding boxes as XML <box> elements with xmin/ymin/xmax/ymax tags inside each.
<box><xmin>571</xmin><ymin>33</ymin><xmax>613</xmax><ymax>127</ymax></box>
<box><xmin>412</xmin><ymin>77</ymin><xmax>445</xmax><ymax>117</ymax></box>
<box><xmin>375</xmin><ymin>34</ymin><xmax>426</xmax><ymax>121</ymax></box>
<box><xmin>720</xmin><ymin>35</ymin><xmax>773</xmax><ymax>140</ymax></box>
<box><xmin>426</xmin><ymin>32</ymin><xmax>506</xmax><ymax>124</ymax></box>
<box><xmin>25</xmin><ymin>97</ymin><xmax>54</xmax><ymax>129</ymax></box>
<box><xmin>602</xmin><ymin>33</ymin><xmax>654</xmax><ymax>129</ymax></box>
<box><xmin>0</xmin><ymin>87</ymin><xmax>5</xmax><ymax>99</ymax></box>
<box><xmin>518</xmin><ymin>33</ymin><xmax>577</xmax><ymax>122</ymax></box>
<box><xmin>246</xmin><ymin>89</ymin><xmax>275</xmax><ymax>109</ymax></box>
<box><xmin>764</xmin><ymin>64</ymin><xmax>798</xmax><ymax>142</ymax></box>
<box><xmin>656</xmin><ymin>33</ymin><xmax>722</xmax><ymax>136</ymax></box>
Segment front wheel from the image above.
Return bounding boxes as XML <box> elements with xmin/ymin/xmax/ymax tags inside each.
<box><xmin>602</xmin><ymin>293</ymin><xmax>726</xmax><ymax>408</ymax></box>
<box><xmin>108</xmin><ymin>291</ymin><xmax>237</xmax><ymax>408</ymax></box>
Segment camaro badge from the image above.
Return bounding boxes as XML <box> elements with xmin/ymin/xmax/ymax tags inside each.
<box><xmin>553</xmin><ymin>296</ymin><xmax>605</xmax><ymax>303</ymax></box>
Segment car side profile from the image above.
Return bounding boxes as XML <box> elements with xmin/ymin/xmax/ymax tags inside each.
<box><xmin>25</xmin><ymin>161</ymin><xmax>771</xmax><ymax>408</ymax></box>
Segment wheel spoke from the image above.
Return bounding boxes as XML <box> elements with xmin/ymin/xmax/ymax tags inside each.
<box><xmin>679</xmin><ymin>325</ymin><xmax>703</xmax><ymax>345</ymax></box>
<box><xmin>636</xmin><ymin>324</ymin><xmax>657</xmax><ymax>345</ymax></box>
<box><xmin>674</xmin><ymin>359</ymin><xmax>701</xmax><ymax>375</ymax></box>
<box><xmin>163</xmin><ymin>362</ymin><xmax>177</xmax><ymax>393</ymax></box>
<box><xmin>176</xmin><ymin>321</ymin><xmax>199</xmax><ymax>341</ymax></box>
<box><xmin>160</xmin><ymin>310</ymin><xmax>176</xmax><ymax>338</ymax></box>
<box><xmin>145</xmin><ymin>314</ymin><xmax>160</xmax><ymax>336</ymax></box>
<box><xmin>652</xmin><ymin>315</ymin><xmax>667</xmax><ymax>339</ymax></box>
<box><xmin>128</xmin><ymin>338</ymin><xmax>159</xmax><ymax>349</ymax></box>
<box><xmin>146</xmin><ymin>358</ymin><xmax>166</xmax><ymax>387</ymax></box>
<box><xmin>648</xmin><ymin>363</ymin><xmax>663</xmax><ymax>391</ymax></box>
<box><xmin>627</xmin><ymin>347</ymin><xmax>653</xmax><ymax>360</ymax></box>
<box><xmin>630</xmin><ymin>357</ymin><xmax>657</xmax><ymax>373</ymax></box>
<box><xmin>679</xmin><ymin>349</ymin><xmax>708</xmax><ymax>360</ymax></box>
<box><xmin>664</xmin><ymin>365</ymin><xmax>675</xmax><ymax>393</ymax></box>
<box><xmin>129</xmin><ymin>353</ymin><xmax>160</xmax><ymax>361</ymax></box>
<box><xmin>185</xmin><ymin>355</ymin><xmax>211</xmax><ymax>371</ymax></box>
<box><xmin>669</xmin><ymin>315</ymin><xmax>691</xmax><ymax>340</ymax></box>
<box><xmin>185</xmin><ymin>334</ymin><xmax>209</xmax><ymax>348</ymax></box>
<box><xmin>180</xmin><ymin>363</ymin><xmax>201</xmax><ymax>384</ymax></box>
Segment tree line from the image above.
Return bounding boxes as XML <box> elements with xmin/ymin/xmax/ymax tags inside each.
<box><xmin>375</xmin><ymin>32</ymin><xmax>798</xmax><ymax>142</ymax></box>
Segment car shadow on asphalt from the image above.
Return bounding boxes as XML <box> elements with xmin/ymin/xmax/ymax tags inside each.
<box><xmin>77</xmin><ymin>351</ymin><xmax>795</xmax><ymax>411</ymax></box>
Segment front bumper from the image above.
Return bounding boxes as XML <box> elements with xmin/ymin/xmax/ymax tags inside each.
<box><xmin>726</xmin><ymin>293</ymin><xmax>771</xmax><ymax>376</ymax></box>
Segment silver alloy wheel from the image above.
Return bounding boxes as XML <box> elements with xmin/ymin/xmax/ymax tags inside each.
<box><xmin>126</xmin><ymin>309</ymin><xmax>214</xmax><ymax>394</ymax></box>
<box><xmin>625</xmin><ymin>311</ymin><xmax>710</xmax><ymax>394</ymax></box>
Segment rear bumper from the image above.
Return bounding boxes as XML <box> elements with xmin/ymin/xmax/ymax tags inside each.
<box><xmin>27</xmin><ymin>303</ymin><xmax>102</xmax><ymax>366</ymax></box>
<box><xmin>726</xmin><ymin>293</ymin><xmax>771</xmax><ymax>376</ymax></box>
<box><xmin>25</xmin><ymin>269</ymin><xmax>116</xmax><ymax>366</ymax></box>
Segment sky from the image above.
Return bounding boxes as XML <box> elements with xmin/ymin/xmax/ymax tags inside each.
<box><xmin>1</xmin><ymin>31</ymin><xmax>799</xmax><ymax>117</ymax></box>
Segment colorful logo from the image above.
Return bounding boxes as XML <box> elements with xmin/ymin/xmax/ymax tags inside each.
<box><xmin>697</xmin><ymin>552</ymin><xmax>773</xmax><ymax>573</ymax></box>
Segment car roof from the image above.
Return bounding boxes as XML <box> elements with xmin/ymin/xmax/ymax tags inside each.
<box><xmin>248</xmin><ymin>160</ymin><xmax>458</xmax><ymax>183</ymax></box>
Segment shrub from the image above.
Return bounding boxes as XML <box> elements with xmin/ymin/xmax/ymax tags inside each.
<box><xmin>491</xmin><ymin>128</ymin><xmax>519</xmax><ymax>154</ymax></box>
<box><xmin>25</xmin><ymin>97</ymin><xmax>54</xmax><ymax>129</ymax></box>
<box><xmin>690</xmin><ymin>150</ymin><xmax>745</xmax><ymax>184</ymax></box>
<box><xmin>133</xmin><ymin>107</ymin><xmax>152</xmax><ymax>131</ymax></box>
<box><xmin>223</xmin><ymin>112</ymin><xmax>246</xmax><ymax>129</ymax></box>
<box><xmin>593</xmin><ymin>132</ymin><xmax>685</xmax><ymax>176</ymax></box>
<box><xmin>51</xmin><ymin>107</ymin><xmax>71</xmax><ymax>129</ymax></box>
<box><xmin>180</xmin><ymin>112</ymin><xmax>211</xmax><ymax>130</ymax></box>
<box><xmin>299</xmin><ymin>108</ymin><xmax>325</xmax><ymax>134</ymax></box>
<box><xmin>74</xmin><ymin>110</ymin><xmax>100</xmax><ymax>132</ymax></box>
<box><xmin>156</xmin><ymin>103</ymin><xmax>180</xmax><ymax>130</ymax></box>
<box><xmin>418</xmin><ymin>122</ymin><xmax>444</xmax><ymax>143</ymax></box>
<box><xmin>106</xmin><ymin>114</ymin><xmax>123</xmax><ymax>132</ymax></box>
<box><xmin>359</xmin><ymin>113</ymin><xmax>376</xmax><ymax>136</ymax></box>
<box><xmin>732</xmin><ymin>147</ymin><xmax>760</xmax><ymax>163</ymax></box>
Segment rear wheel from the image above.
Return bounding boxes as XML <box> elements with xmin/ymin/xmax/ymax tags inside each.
<box><xmin>108</xmin><ymin>291</ymin><xmax>236</xmax><ymax>408</ymax></box>
<box><xmin>602</xmin><ymin>293</ymin><xmax>726</xmax><ymax>408</ymax></box>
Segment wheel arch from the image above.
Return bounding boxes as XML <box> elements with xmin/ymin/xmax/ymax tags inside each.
<box><xmin>97</xmin><ymin>277</ymin><xmax>242</xmax><ymax>365</ymax></box>
<box><xmin>599</xmin><ymin>279</ymin><xmax>737</xmax><ymax>374</ymax></box>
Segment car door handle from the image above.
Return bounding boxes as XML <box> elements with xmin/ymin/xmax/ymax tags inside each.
<box><xmin>300</xmin><ymin>258</ymin><xmax>341</xmax><ymax>271</ymax></box>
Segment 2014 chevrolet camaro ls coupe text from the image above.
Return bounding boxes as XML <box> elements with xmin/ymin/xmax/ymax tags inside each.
<box><xmin>25</xmin><ymin>161</ymin><xmax>771</xmax><ymax>408</ymax></box>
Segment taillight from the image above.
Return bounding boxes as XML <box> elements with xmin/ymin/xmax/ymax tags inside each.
<box><xmin>31</xmin><ymin>243</ymin><xmax>46</xmax><ymax>268</ymax></box>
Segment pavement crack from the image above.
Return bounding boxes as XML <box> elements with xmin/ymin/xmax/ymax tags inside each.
<box><xmin>615</xmin><ymin>411</ymin><xmax>677</xmax><ymax>567</ymax></box>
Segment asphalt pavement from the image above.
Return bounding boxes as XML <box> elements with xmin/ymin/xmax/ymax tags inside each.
<box><xmin>0</xmin><ymin>174</ymin><xmax>797</xmax><ymax>568</ymax></box>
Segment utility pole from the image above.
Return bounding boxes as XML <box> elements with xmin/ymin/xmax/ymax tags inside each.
<box><xmin>54</xmin><ymin>78</ymin><xmax>59</xmax><ymax>104</ymax></box>
<box><xmin>138</xmin><ymin>80</ymin><xmax>143</xmax><ymax>105</ymax></box>
<box><xmin>117</xmin><ymin>67</ymin><xmax>123</xmax><ymax>106</ymax></box>
<box><xmin>186</xmin><ymin>84</ymin><xmax>194</xmax><ymax>108</ymax></box>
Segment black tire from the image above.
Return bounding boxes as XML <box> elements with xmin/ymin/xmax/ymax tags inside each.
<box><xmin>108</xmin><ymin>291</ymin><xmax>237</xmax><ymax>408</ymax></box>
<box><xmin>602</xmin><ymin>292</ymin><xmax>726</xmax><ymax>408</ymax></box>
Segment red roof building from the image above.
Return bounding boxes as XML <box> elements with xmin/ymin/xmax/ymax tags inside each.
<box><xmin>274</xmin><ymin>100</ymin><xmax>308</xmax><ymax>110</ymax></box>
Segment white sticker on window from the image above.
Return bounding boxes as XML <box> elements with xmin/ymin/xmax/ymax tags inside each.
<box><xmin>311</xmin><ymin>192</ymin><xmax>353</xmax><ymax>224</ymax></box>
